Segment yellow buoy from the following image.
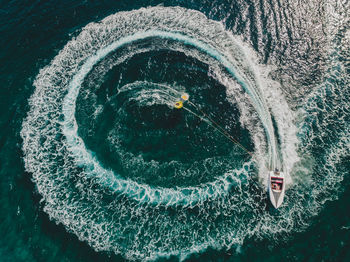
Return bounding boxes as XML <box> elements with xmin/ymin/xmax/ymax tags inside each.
<box><xmin>174</xmin><ymin>101</ymin><xmax>183</xmax><ymax>109</ymax></box>
<box><xmin>181</xmin><ymin>93</ymin><xmax>189</xmax><ymax>101</ymax></box>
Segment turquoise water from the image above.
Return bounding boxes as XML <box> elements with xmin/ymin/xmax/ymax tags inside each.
<box><xmin>1</xmin><ymin>0</ymin><xmax>349</xmax><ymax>261</ymax></box>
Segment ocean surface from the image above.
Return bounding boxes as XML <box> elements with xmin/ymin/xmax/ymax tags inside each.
<box><xmin>1</xmin><ymin>0</ymin><xmax>349</xmax><ymax>261</ymax></box>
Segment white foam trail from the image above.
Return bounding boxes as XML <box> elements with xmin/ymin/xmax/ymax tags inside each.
<box><xmin>20</xmin><ymin>6</ymin><xmax>312</xmax><ymax>261</ymax></box>
<box><xmin>62</xmin><ymin>30</ymin><xmax>282</xmax><ymax>205</ymax></box>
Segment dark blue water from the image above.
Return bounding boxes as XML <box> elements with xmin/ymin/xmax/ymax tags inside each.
<box><xmin>1</xmin><ymin>0</ymin><xmax>349</xmax><ymax>261</ymax></box>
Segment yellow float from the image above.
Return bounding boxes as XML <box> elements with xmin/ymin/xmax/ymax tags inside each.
<box><xmin>174</xmin><ymin>101</ymin><xmax>183</xmax><ymax>109</ymax></box>
<box><xmin>181</xmin><ymin>93</ymin><xmax>189</xmax><ymax>101</ymax></box>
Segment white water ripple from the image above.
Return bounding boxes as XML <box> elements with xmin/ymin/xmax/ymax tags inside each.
<box><xmin>20</xmin><ymin>6</ymin><xmax>334</xmax><ymax>261</ymax></box>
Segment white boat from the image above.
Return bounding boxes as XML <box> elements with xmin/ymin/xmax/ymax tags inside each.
<box><xmin>268</xmin><ymin>170</ymin><xmax>285</xmax><ymax>208</ymax></box>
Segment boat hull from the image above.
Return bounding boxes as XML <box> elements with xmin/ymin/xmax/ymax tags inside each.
<box><xmin>268</xmin><ymin>171</ymin><xmax>285</xmax><ymax>208</ymax></box>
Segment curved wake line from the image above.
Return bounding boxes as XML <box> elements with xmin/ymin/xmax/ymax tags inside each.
<box><xmin>62</xmin><ymin>30</ymin><xmax>278</xmax><ymax>206</ymax></box>
<box><xmin>20</xmin><ymin>6</ymin><xmax>306</xmax><ymax>260</ymax></box>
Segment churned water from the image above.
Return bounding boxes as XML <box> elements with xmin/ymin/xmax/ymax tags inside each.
<box><xmin>1</xmin><ymin>0</ymin><xmax>349</xmax><ymax>261</ymax></box>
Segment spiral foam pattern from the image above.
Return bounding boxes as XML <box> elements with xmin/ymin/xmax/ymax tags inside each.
<box><xmin>21</xmin><ymin>6</ymin><xmax>348</xmax><ymax>261</ymax></box>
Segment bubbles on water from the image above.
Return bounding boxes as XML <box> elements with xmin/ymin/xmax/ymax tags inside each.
<box><xmin>20</xmin><ymin>5</ymin><xmax>348</xmax><ymax>261</ymax></box>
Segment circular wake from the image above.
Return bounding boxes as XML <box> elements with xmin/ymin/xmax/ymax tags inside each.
<box><xmin>20</xmin><ymin>6</ymin><xmax>349</xmax><ymax>261</ymax></box>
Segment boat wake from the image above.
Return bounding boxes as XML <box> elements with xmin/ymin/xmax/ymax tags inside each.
<box><xmin>21</xmin><ymin>6</ymin><xmax>348</xmax><ymax>261</ymax></box>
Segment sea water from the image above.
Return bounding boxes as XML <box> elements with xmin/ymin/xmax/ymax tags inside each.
<box><xmin>1</xmin><ymin>0</ymin><xmax>349</xmax><ymax>261</ymax></box>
